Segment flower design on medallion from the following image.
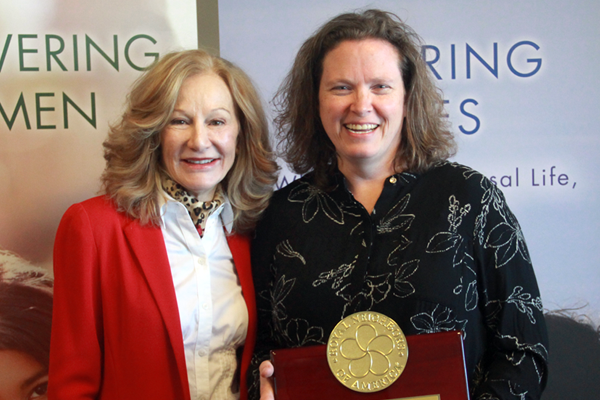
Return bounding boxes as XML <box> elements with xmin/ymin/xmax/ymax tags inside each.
<box><xmin>339</xmin><ymin>323</ymin><xmax>394</xmax><ymax>378</ymax></box>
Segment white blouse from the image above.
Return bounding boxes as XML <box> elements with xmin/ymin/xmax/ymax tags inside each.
<box><xmin>160</xmin><ymin>197</ymin><xmax>248</xmax><ymax>400</ymax></box>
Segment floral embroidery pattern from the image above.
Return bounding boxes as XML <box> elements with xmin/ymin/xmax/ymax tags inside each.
<box><xmin>288</xmin><ymin>181</ymin><xmax>344</xmax><ymax>224</ymax></box>
<box><xmin>379</xmin><ymin>193</ymin><xmax>415</xmax><ymax>264</ymax></box>
<box><xmin>340</xmin><ymin>273</ymin><xmax>392</xmax><ymax>317</ymax></box>
<box><xmin>261</xmin><ymin>273</ymin><xmax>325</xmax><ymax>347</ymax></box>
<box><xmin>411</xmin><ymin>304</ymin><xmax>467</xmax><ymax>337</ymax></box>
<box><xmin>486</xmin><ymin>286</ymin><xmax>543</xmax><ymax>324</ymax></box>
<box><xmin>475</xmin><ymin>178</ymin><xmax>507</xmax><ymax>246</ymax></box>
<box><xmin>313</xmin><ymin>258</ymin><xmax>356</xmax><ymax>290</ymax></box>
<box><xmin>377</xmin><ymin>194</ymin><xmax>414</xmax><ymax>234</ymax></box>
<box><xmin>425</xmin><ymin>194</ymin><xmax>479</xmax><ymax>311</ymax></box>
<box><xmin>313</xmin><ymin>259</ymin><xmax>393</xmax><ymax>317</ymax></box>
<box><xmin>265</xmin><ymin>274</ymin><xmax>295</xmax><ymax>322</ymax></box>
<box><xmin>485</xmin><ymin>212</ymin><xmax>531</xmax><ymax>268</ymax></box>
<box><xmin>496</xmin><ymin>332</ymin><xmax>548</xmax><ymax>381</ymax></box>
<box><xmin>392</xmin><ymin>259</ymin><xmax>419</xmax><ymax>298</ymax></box>
<box><xmin>506</xmin><ymin>286</ymin><xmax>543</xmax><ymax>324</ymax></box>
<box><xmin>276</xmin><ymin>240</ymin><xmax>306</xmax><ymax>265</ymax></box>
<box><xmin>454</xmin><ymin>164</ymin><xmax>532</xmax><ymax>270</ymax></box>
<box><xmin>282</xmin><ymin>318</ymin><xmax>324</xmax><ymax>347</ymax></box>
<box><xmin>426</xmin><ymin>195</ymin><xmax>471</xmax><ymax>258</ymax></box>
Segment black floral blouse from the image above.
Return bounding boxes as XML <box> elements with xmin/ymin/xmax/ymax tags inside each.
<box><xmin>250</xmin><ymin>162</ymin><xmax>548</xmax><ymax>400</ymax></box>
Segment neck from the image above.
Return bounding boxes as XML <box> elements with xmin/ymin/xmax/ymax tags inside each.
<box><xmin>339</xmin><ymin>159</ymin><xmax>398</xmax><ymax>214</ymax></box>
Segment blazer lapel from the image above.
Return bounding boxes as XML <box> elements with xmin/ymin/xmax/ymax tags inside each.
<box><xmin>226</xmin><ymin>233</ymin><xmax>252</xmax><ymax>291</ymax></box>
<box><xmin>123</xmin><ymin>221</ymin><xmax>188</xmax><ymax>390</ymax></box>
<box><xmin>226</xmin><ymin>232</ymin><xmax>257</xmax><ymax>396</ymax></box>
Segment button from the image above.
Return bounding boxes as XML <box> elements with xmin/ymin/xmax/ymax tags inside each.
<box><xmin>202</xmin><ymin>303</ymin><xmax>209</xmax><ymax>310</ymax></box>
<box><xmin>198</xmin><ymin>349</ymin><xmax>207</xmax><ymax>357</ymax></box>
<box><xmin>389</xmin><ymin>177</ymin><xmax>397</xmax><ymax>184</ymax></box>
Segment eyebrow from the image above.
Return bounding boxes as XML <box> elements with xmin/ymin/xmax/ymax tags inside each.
<box><xmin>211</xmin><ymin>108</ymin><xmax>232</xmax><ymax>114</ymax></box>
<box><xmin>172</xmin><ymin>107</ymin><xmax>232</xmax><ymax>115</ymax></box>
<box><xmin>22</xmin><ymin>369</ymin><xmax>48</xmax><ymax>390</ymax></box>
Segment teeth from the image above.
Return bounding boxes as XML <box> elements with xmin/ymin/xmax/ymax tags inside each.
<box><xmin>345</xmin><ymin>123</ymin><xmax>378</xmax><ymax>132</ymax></box>
<box><xmin>188</xmin><ymin>159</ymin><xmax>214</xmax><ymax>164</ymax></box>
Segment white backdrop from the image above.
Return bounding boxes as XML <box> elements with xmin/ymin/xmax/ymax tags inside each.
<box><xmin>0</xmin><ymin>0</ymin><xmax>197</xmax><ymax>268</ymax></box>
<box><xmin>219</xmin><ymin>0</ymin><xmax>600</xmax><ymax>324</ymax></box>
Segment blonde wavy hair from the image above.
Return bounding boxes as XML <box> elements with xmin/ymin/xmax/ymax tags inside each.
<box><xmin>101</xmin><ymin>49</ymin><xmax>278</xmax><ymax>233</ymax></box>
<box><xmin>274</xmin><ymin>9</ymin><xmax>456</xmax><ymax>189</ymax></box>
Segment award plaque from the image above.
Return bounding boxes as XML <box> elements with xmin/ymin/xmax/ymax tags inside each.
<box><xmin>270</xmin><ymin>311</ymin><xmax>470</xmax><ymax>400</ymax></box>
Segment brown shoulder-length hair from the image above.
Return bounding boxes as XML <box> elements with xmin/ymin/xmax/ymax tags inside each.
<box><xmin>101</xmin><ymin>49</ymin><xmax>278</xmax><ymax>233</ymax></box>
<box><xmin>274</xmin><ymin>9</ymin><xmax>456</xmax><ymax>188</ymax></box>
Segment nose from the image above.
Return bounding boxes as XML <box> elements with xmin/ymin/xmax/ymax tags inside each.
<box><xmin>350</xmin><ymin>88</ymin><xmax>372</xmax><ymax>116</ymax></box>
<box><xmin>188</xmin><ymin>122</ymin><xmax>211</xmax><ymax>151</ymax></box>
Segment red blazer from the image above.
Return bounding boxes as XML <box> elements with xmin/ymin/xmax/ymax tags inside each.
<box><xmin>48</xmin><ymin>195</ymin><xmax>257</xmax><ymax>400</ymax></box>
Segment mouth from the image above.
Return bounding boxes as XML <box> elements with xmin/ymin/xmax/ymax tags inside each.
<box><xmin>184</xmin><ymin>158</ymin><xmax>217</xmax><ymax>165</ymax></box>
<box><xmin>344</xmin><ymin>123</ymin><xmax>379</xmax><ymax>134</ymax></box>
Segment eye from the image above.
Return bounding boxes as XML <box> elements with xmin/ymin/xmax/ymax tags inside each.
<box><xmin>29</xmin><ymin>381</ymin><xmax>48</xmax><ymax>399</ymax></box>
<box><xmin>373</xmin><ymin>83</ymin><xmax>393</xmax><ymax>89</ymax></box>
<box><xmin>209</xmin><ymin>119</ymin><xmax>225</xmax><ymax>126</ymax></box>
<box><xmin>372</xmin><ymin>84</ymin><xmax>393</xmax><ymax>94</ymax></box>
<box><xmin>333</xmin><ymin>85</ymin><xmax>350</xmax><ymax>91</ymax></box>
<box><xmin>170</xmin><ymin>118</ymin><xmax>188</xmax><ymax>126</ymax></box>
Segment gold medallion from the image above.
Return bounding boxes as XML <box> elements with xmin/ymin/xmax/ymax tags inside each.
<box><xmin>326</xmin><ymin>311</ymin><xmax>408</xmax><ymax>393</ymax></box>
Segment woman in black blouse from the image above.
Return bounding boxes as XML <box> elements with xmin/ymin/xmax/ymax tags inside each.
<box><xmin>251</xmin><ymin>9</ymin><xmax>548</xmax><ymax>400</ymax></box>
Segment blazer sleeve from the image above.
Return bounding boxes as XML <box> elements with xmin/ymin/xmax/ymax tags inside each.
<box><xmin>48</xmin><ymin>203</ymin><xmax>104</xmax><ymax>399</ymax></box>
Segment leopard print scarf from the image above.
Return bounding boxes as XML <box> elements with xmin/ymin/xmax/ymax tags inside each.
<box><xmin>162</xmin><ymin>177</ymin><xmax>223</xmax><ymax>236</ymax></box>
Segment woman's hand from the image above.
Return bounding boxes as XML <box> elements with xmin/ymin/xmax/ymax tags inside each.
<box><xmin>259</xmin><ymin>360</ymin><xmax>275</xmax><ymax>400</ymax></box>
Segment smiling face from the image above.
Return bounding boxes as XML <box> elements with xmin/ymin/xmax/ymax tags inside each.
<box><xmin>318</xmin><ymin>38</ymin><xmax>406</xmax><ymax>176</ymax></box>
<box><xmin>0</xmin><ymin>350</ymin><xmax>48</xmax><ymax>400</ymax></box>
<box><xmin>161</xmin><ymin>72</ymin><xmax>239</xmax><ymax>201</ymax></box>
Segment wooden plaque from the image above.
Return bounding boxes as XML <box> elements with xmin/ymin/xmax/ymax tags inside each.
<box><xmin>270</xmin><ymin>331</ymin><xmax>470</xmax><ymax>400</ymax></box>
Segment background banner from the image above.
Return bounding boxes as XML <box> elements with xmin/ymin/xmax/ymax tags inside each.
<box><xmin>0</xmin><ymin>1</ymin><xmax>197</xmax><ymax>395</ymax></box>
<box><xmin>218</xmin><ymin>0</ymin><xmax>600</xmax><ymax>325</ymax></box>
<box><xmin>0</xmin><ymin>0</ymin><xmax>197</xmax><ymax>269</ymax></box>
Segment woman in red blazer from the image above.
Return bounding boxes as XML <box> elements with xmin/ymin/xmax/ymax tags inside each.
<box><xmin>48</xmin><ymin>49</ymin><xmax>278</xmax><ymax>400</ymax></box>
